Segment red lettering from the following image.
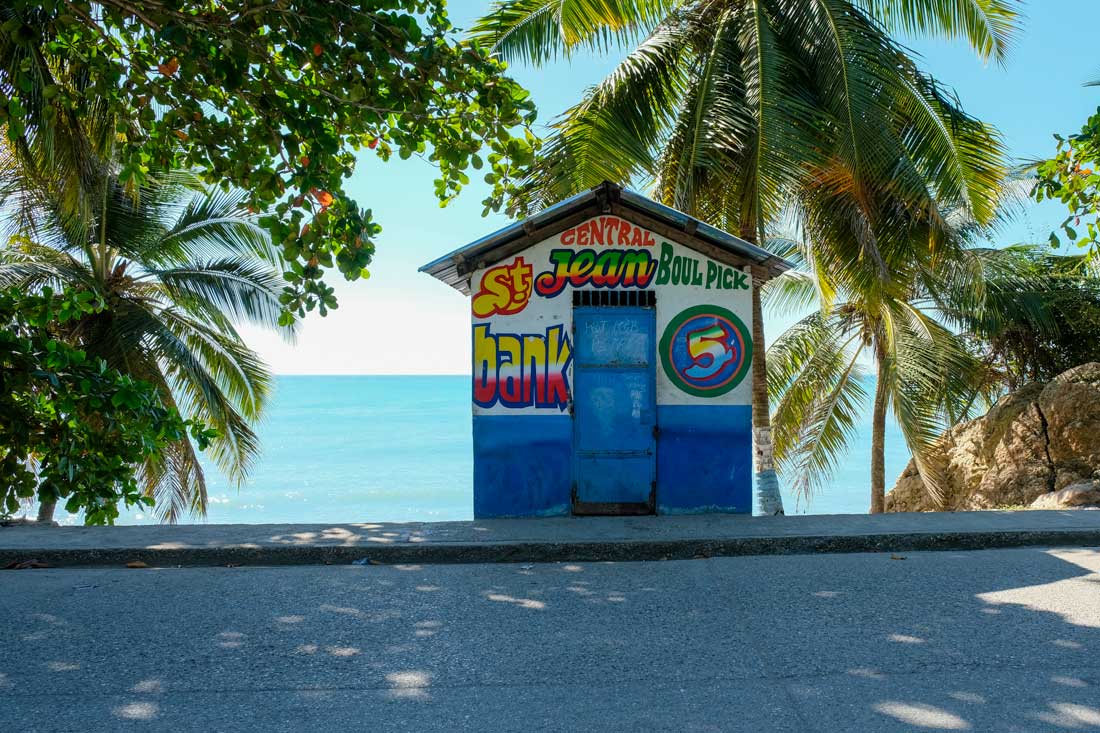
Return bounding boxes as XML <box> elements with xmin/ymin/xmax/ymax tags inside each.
<box><xmin>618</xmin><ymin>222</ymin><xmax>631</xmax><ymax>245</ymax></box>
<box><xmin>545</xmin><ymin>326</ymin><xmax>571</xmax><ymax>407</ymax></box>
<box><xmin>590</xmin><ymin>220</ymin><xmax>604</xmax><ymax>245</ymax></box>
<box><xmin>556</xmin><ymin>217</ymin><xmax>656</xmax><ymax>248</ymax></box>
<box><xmin>604</xmin><ymin>217</ymin><xmax>618</xmax><ymax>244</ymax></box>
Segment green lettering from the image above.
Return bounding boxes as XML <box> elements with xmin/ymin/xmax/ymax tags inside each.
<box><xmin>591</xmin><ymin>250</ymin><xmax>623</xmax><ymax>287</ymax></box>
<box><xmin>705</xmin><ymin>261</ymin><xmax>718</xmax><ymax>289</ymax></box>
<box><xmin>655</xmin><ymin>242</ymin><xmax>674</xmax><ymax>285</ymax></box>
<box><xmin>620</xmin><ymin>250</ymin><xmax>657</xmax><ymax>287</ymax></box>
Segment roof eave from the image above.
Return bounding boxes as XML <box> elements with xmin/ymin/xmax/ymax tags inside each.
<box><xmin>419</xmin><ymin>181</ymin><xmax>794</xmax><ymax>293</ymax></box>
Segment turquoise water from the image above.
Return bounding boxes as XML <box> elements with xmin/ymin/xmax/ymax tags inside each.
<box><xmin>65</xmin><ymin>375</ymin><xmax>911</xmax><ymax>525</ymax></box>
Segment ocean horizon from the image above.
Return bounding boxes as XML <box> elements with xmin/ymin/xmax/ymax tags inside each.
<box><xmin>54</xmin><ymin>374</ymin><xmax>912</xmax><ymax>525</ymax></box>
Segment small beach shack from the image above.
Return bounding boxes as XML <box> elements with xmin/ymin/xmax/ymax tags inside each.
<box><xmin>420</xmin><ymin>182</ymin><xmax>792</xmax><ymax>518</ymax></box>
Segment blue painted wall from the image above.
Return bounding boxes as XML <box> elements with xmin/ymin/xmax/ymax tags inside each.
<box><xmin>655</xmin><ymin>405</ymin><xmax>753</xmax><ymax>514</ymax></box>
<box><xmin>472</xmin><ymin>414</ymin><xmax>572</xmax><ymax>518</ymax></box>
<box><xmin>472</xmin><ymin>406</ymin><xmax>752</xmax><ymax>517</ymax></box>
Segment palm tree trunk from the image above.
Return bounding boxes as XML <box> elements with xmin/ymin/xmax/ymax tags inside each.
<box><xmin>36</xmin><ymin>501</ymin><xmax>56</xmax><ymax>523</ymax></box>
<box><xmin>750</xmin><ymin>275</ymin><xmax>784</xmax><ymax>516</ymax></box>
<box><xmin>870</xmin><ymin>341</ymin><xmax>889</xmax><ymax>514</ymax></box>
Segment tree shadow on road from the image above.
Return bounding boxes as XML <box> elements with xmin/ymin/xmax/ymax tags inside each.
<box><xmin>2</xmin><ymin>547</ymin><xmax>1099</xmax><ymax>731</ymax></box>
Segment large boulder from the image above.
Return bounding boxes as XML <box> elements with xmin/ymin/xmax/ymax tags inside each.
<box><xmin>1040</xmin><ymin>363</ymin><xmax>1100</xmax><ymax>489</ymax></box>
<box><xmin>886</xmin><ymin>363</ymin><xmax>1100</xmax><ymax>512</ymax></box>
<box><xmin>1028</xmin><ymin>482</ymin><xmax>1100</xmax><ymax>510</ymax></box>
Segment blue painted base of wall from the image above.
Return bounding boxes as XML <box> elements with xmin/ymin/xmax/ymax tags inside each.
<box><xmin>655</xmin><ymin>405</ymin><xmax>753</xmax><ymax>515</ymax></box>
<box><xmin>473</xmin><ymin>406</ymin><xmax>752</xmax><ymax>518</ymax></box>
<box><xmin>473</xmin><ymin>414</ymin><xmax>572</xmax><ymax>518</ymax></box>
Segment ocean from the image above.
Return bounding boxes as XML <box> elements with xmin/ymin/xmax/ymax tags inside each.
<box><xmin>62</xmin><ymin>375</ymin><xmax>912</xmax><ymax>525</ymax></box>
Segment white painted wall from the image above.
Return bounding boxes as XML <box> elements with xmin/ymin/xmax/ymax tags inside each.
<box><xmin>470</xmin><ymin>214</ymin><xmax>753</xmax><ymax>416</ymax></box>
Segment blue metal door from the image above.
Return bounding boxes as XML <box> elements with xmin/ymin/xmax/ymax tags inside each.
<box><xmin>572</xmin><ymin>304</ymin><xmax>657</xmax><ymax>514</ymax></box>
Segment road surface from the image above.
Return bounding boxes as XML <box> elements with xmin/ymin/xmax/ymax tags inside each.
<box><xmin>3</xmin><ymin>547</ymin><xmax>1100</xmax><ymax>731</ymax></box>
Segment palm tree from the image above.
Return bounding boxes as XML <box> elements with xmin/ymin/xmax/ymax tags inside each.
<box><xmin>764</xmin><ymin>214</ymin><xmax>1094</xmax><ymax>513</ymax></box>
<box><xmin>0</xmin><ymin>158</ymin><xmax>288</xmax><ymax>523</ymax></box>
<box><xmin>764</xmin><ymin>230</ymin><xmax>981</xmax><ymax>513</ymax></box>
<box><xmin>473</xmin><ymin>0</ymin><xmax>1017</xmax><ymax>514</ymax></box>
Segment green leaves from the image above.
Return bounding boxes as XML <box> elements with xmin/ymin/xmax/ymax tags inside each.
<box><xmin>854</xmin><ymin>0</ymin><xmax>1021</xmax><ymax>65</ymax></box>
<box><xmin>936</xmin><ymin>245</ymin><xmax>1100</xmax><ymax>389</ymax></box>
<box><xmin>472</xmin><ymin>0</ymin><xmax>679</xmax><ymax>64</ymax></box>
<box><xmin>768</xmin><ymin>312</ymin><xmax>869</xmax><ymax>503</ymax></box>
<box><xmin>0</xmin><ymin>288</ymin><xmax>207</xmax><ymax>525</ymax></box>
<box><xmin>482</xmin><ymin>0</ymin><xmax>1012</xmax><ymax>255</ymax></box>
<box><xmin>1</xmin><ymin>0</ymin><xmax>538</xmax><ymax>322</ymax></box>
<box><xmin>0</xmin><ymin>155</ymin><xmax>284</xmax><ymax>523</ymax></box>
<box><xmin>507</xmin><ymin>13</ymin><xmax>692</xmax><ymax>212</ymax></box>
<box><xmin>1033</xmin><ymin>107</ymin><xmax>1100</xmax><ymax>258</ymax></box>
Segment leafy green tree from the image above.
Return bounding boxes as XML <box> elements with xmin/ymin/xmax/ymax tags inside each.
<box><xmin>1034</xmin><ymin>106</ymin><xmax>1100</xmax><ymax>255</ymax></box>
<box><xmin>0</xmin><ymin>0</ymin><xmax>538</xmax><ymax>323</ymax></box>
<box><xmin>473</xmin><ymin>0</ymin><xmax>1018</xmax><ymax>514</ymax></box>
<box><xmin>1</xmin><ymin>287</ymin><xmax>214</xmax><ymax>525</ymax></box>
<box><xmin>947</xmin><ymin>248</ymin><xmax>1100</xmax><ymax>390</ymax></box>
<box><xmin>1</xmin><ymin>160</ymin><xmax>285</xmax><ymax>523</ymax></box>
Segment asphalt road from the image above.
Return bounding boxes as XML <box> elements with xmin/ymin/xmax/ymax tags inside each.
<box><xmin>2</xmin><ymin>547</ymin><xmax>1099</xmax><ymax>732</ymax></box>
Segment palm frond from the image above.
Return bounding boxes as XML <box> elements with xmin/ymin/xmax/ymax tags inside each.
<box><xmin>157</xmin><ymin>188</ymin><xmax>280</xmax><ymax>265</ymax></box>
<box><xmin>144</xmin><ymin>258</ymin><xmax>289</xmax><ymax>335</ymax></box>
<box><xmin>471</xmin><ymin>0</ymin><xmax>678</xmax><ymax>64</ymax></box>
<box><xmin>120</xmin><ymin>301</ymin><xmax>267</xmax><ymax>483</ymax></box>
<box><xmin>856</xmin><ymin>0</ymin><xmax>1021</xmax><ymax>64</ymax></box>
<box><xmin>728</xmin><ymin>0</ymin><xmax>825</xmax><ymax>237</ymax></box>
<box><xmin>141</xmin><ymin>439</ymin><xmax>207</xmax><ymax>524</ymax></box>
<box><xmin>893</xmin><ymin>70</ymin><xmax>1007</xmax><ymax>226</ymax></box>
<box><xmin>0</xmin><ymin>241</ymin><xmax>96</xmax><ymax>290</ymax></box>
<box><xmin>761</xmin><ymin>269</ymin><xmax>821</xmax><ymax>317</ymax></box>
<box><xmin>887</xmin><ymin>301</ymin><xmax>988</xmax><ymax>505</ymax></box>
<box><xmin>517</xmin><ymin>14</ymin><xmax>694</xmax><ymax>208</ymax></box>
<box><xmin>768</xmin><ymin>312</ymin><xmax>869</xmax><ymax>503</ymax></box>
<box><xmin>128</xmin><ymin>364</ymin><xmax>209</xmax><ymax>523</ymax></box>
<box><xmin>3</xmin><ymin>168</ymin><xmax>282</xmax><ymax>521</ymax></box>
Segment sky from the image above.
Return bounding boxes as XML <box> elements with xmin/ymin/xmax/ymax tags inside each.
<box><xmin>241</xmin><ymin>0</ymin><xmax>1100</xmax><ymax>375</ymax></box>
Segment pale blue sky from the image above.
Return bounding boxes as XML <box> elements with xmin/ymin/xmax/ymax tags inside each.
<box><xmin>244</xmin><ymin>1</ymin><xmax>1100</xmax><ymax>374</ymax></box>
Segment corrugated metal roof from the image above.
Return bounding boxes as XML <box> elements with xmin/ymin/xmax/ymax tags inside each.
<box><xmin>419</xmin><ymin>181</ymin><xmax>793</xmax><ymax>294</ymax></box>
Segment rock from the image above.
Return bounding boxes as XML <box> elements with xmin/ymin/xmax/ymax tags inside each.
<box><xmin>1028</xmin><ymin>482</ymin><xmax>1100</xmax><ymax>510</ymax></box>
<box><xmin>886</xmin><ymin>363</ymin><xmax>1100</xmax><ymax>512</ymax></box>
<box><xmin>1040</xmin><ymin>364</ymin><xmax>1100</xmax><ymax>489</ymax></box>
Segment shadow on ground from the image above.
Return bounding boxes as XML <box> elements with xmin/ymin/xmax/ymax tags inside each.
<box><xmin>1</xmin><ymin>547</ymin><xmax>1098</xmax><ymax>731</ymax></box>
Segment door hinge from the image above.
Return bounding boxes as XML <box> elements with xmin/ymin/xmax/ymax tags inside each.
<box><xmin>652</xmin><ymin>425</ymin><xmax>660</xmax><ymax>439</ymax></box>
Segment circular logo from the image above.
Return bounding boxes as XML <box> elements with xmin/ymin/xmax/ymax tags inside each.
<box><xmin>659</xmin><ymin>305</ymin><xmax>752</xmax><ymax>397</ymax></box>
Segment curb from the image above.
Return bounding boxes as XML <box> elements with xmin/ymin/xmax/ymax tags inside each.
<box><xmin>3</xmin><ymin>528</ymin><xmax>1100</xmax><ymax>568</ymax></box>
